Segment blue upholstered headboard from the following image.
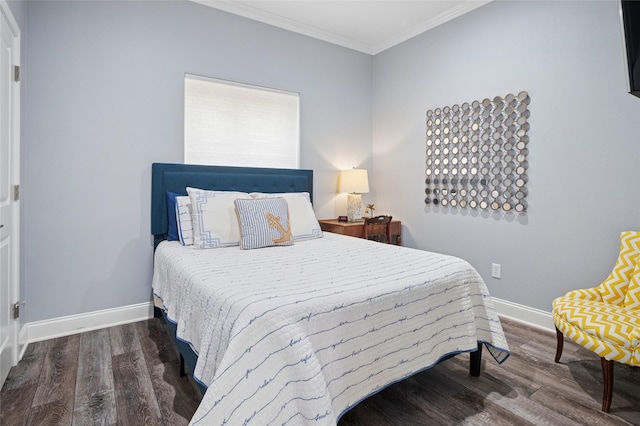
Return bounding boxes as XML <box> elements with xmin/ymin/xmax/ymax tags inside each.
<box><xmin>151</xmin><ymin>163</ymin><xmax>314</xmax><ymax>247</ymax></box>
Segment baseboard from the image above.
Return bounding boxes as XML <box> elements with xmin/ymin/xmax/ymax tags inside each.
<box><xmin>20</xmin><ymin>298</ymin><xmax>550</xmax><ymax>351</ymax></box>
<box><xmin>18</xmin><ymin>324</ymin><xmax>28</xmax><ymax>359</ymax></box>
<box><xmin>24</xmin><ymin>302</ymin><xmax>154</xmax><ymax>344</ymax></box>
<box><xmin>492</xmin><ymin>297</ymin><xmax>554</xmax><ymax>332</ymax></box>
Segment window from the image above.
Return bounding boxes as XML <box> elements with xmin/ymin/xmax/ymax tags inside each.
<box><xmin>184</xmin><ymin>74</ymin><xmax>300</xmax><ymax>168</ymax></box>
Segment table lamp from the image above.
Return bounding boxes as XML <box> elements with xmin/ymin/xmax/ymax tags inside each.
<box><xmin>339</xmin><ymin>168</ymin><xmax>369</xmax><ymax>222</ymax></box>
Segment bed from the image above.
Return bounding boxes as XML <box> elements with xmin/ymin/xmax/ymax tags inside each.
<box><xmin>151</xmin><ymin>162</ymin><xmax>509</xmax><ymax>425</ymax></box>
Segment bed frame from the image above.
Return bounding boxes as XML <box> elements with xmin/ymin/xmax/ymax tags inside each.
<box><xmin>150</xmin><ymin>162</ymin><xmax>481</xmax><ymax>399</ymax></box>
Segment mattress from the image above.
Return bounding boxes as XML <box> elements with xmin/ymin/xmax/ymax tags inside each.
<box><xmin>152</xmin><ymin>232</ymin><xmax>509</xmax><ymax>425</ymax></box>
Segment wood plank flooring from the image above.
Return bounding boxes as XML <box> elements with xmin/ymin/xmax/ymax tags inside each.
<box><xmin>1</xmin><ymin>319</ymin><xmax>201</xmax><ymax>426</ymax></box>
<box><xmin>1</xmin><ymin>317</ymin><xmax>638</xmax><ymax>425</ymax></box>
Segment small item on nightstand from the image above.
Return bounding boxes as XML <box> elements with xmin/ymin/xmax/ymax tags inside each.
<box><xmin>366</xmin><ymin>204</ymin><xmax>375</xmax><ymax>218</ymax></box>
<box><xmin>338</xmin><ymin>215</ymin><xmax>348</xmax><ymax>222</ymax></box>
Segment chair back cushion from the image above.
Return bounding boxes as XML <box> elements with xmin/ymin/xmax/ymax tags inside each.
<box><xmin>597</xmin><ymin>231</ymin><xmax>640</xmax><ymax>306</ymax></box>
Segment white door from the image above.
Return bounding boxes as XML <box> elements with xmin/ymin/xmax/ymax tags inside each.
<box><xmin>0</xmin><ymin>3</ymin><xmax>20</xmax><ymax>388</ymax></box>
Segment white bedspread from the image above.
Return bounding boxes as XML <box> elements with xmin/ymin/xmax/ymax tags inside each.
<box><xmin>152</xmin><ymin>232</ymin><xmax>509</xmax><ymax>425</ymax></box>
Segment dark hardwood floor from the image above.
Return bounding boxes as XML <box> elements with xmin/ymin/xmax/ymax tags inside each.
<box><xmin>1</xmin><ymin>317</ymin><xmax>638</xmax><ymax>425</ymax></box>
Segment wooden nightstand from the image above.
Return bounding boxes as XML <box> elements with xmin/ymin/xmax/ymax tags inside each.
<box><xmin>318</xmin><ymin>219</ymin><xmax>402</xmax><ymax>246</ymax></box>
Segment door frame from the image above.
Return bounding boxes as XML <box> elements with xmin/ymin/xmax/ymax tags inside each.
<box><xmin>0</xmin><ymin>0</ymin><xmax>21</xmax><ymax>388</ymax></box>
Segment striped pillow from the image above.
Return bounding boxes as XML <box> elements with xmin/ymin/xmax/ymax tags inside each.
<box><xmin>175</xmin><ymin>196</ymin><xmax>193</xmax><ymax>246</ymax></box>
<box><xmin>234</xmin><ymin>198</ymin><xmax>293</xmax><ymax>250</ymax></box>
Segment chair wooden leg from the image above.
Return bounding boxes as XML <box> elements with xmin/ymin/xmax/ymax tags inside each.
<box><xmin>601</xmin><ymin>357</ymin><xmax>614</xmax><ymax>412</ymax></box>
<box><xmin>554</xmin><ymin>327</ymin><xmax>564</xmax><ymax>363</ymax></box>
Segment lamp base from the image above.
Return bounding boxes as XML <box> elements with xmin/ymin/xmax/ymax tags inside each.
<box><xmin>346</xmin><ymin>193</ymin><xmax>363</xmax><ymax>222</ymax></box>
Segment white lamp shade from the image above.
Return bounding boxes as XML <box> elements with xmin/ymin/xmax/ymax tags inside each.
<box><xmin>339</xmin><ymin>169</ymin><xmax>369</xmax><ymax>194</ymax></box>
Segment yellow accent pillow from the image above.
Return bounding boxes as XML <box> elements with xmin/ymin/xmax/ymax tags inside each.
<box><xmin>597</xmin><ymin>231</ymin><xmax>640</xmax><ymax>306</ymax></box>
<box><xmin>624</xmin><ymin>258</ymin><xmax>640</xmax><ymax>310</ymax></box>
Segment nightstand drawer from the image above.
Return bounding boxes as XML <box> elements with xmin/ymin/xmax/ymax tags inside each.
<box><xmin>318</xmin><ymin>219</ymin><xmax>402</xmax><ymax>245</ymax></box>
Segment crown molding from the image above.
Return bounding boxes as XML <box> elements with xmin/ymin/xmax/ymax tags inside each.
<box><xmin>372</xmin><ymin>1</ymin><xmax>493</xmax><ymax>54</ymax></box>
<box><xmin>192</xmin><ymin>0</ymin><xmax>374</xmax><ymax>54</ymax></box>
<box><xmin>191</xmin><ymin>0</ymin><xmax>493</xmax><ymax>55</ymax></box>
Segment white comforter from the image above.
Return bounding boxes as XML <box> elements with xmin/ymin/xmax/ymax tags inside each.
<box><xmin>152</xmin><ymin>232</ymin><xmax>509</xmax><ymax>425</ymax></box>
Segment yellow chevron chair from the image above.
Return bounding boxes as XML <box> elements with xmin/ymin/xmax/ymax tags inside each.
<box><xmin>553</xmin><ymin>231</ymin><xmax>640</xmax><ymax>412</ymax></box>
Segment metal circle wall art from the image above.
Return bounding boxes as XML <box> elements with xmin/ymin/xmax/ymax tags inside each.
<box><xmin>425</xmin><ymin>91</ymin><xmax>530</xmax><ymax>213</ymax></box>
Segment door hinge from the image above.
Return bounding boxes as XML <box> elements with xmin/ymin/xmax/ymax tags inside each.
<box><xmin>13</xmin><ymin>301</ymin><xmax>25</xmax><ymax>320</ymax></box>
<box><xmin>14</xmin><ymin>65</ymin><xmax>20</xmax><ymax>82</ymax></box>
<box><xmin>13</xmin><ymin>185</ymin><xmax>19</xmax><ymax>201</ymax></box>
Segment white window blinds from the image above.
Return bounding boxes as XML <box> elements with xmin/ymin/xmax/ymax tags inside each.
<box><xmin>184</xmin><ymin>74</ymin><xmax>300</xmax><ymax>168</ymax></box>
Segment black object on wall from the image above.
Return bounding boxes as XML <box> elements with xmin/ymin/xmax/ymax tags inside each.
<box><xmin>621</xmin><ymin>0</ymin><xmax>640</xmax><ymax>98</ymax></box>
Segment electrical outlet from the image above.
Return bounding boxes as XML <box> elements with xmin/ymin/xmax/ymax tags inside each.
<box><xmin>491</xmin><ymin>263</ymin><xmax>501</xmax><ymax>279</ymax></box>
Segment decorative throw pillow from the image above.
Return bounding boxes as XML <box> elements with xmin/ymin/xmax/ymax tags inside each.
<box><xmin>166</xmin><ymin>192</ymin><xmax>181</xmax><ymax>241</ymax></box>
<box><xmin>187</xmin><ymin>187</ymin><xmax>251</xmax><ymax>248</ymax></box>
<box><xmin>597</xmin><ymin>231</ymin><xmax>640</xmax><ymax>306</ymax></box>
<box><xmin>624</xmin><ymin>258</ymin><xmax>640</xmax><ymax>310</ymax></box>
<box><xmin>175</xmin><ymin>196</ymin><xmax>193</xmax><ymax>246</ymax></box>
<box><xmin>249</xmin><ymin>192</ymin><xmax>322</xmax><ymax>241</ymax></box>
<box><xmin>234</xmin><ymin>197</ymin><xmax>293</xmax><ymax>250</ymax></box>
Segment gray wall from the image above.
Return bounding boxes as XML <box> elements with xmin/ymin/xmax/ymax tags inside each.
<box><xmin>372</xmin><ymin>1</ymin><xmax>640</xmax><ymax>311</ymax></box>
<box><xmin>21</xmin><ymin>0</ymin><xmax>372</xmax><ymax>322</ymax></box>
<box><xmin>17</xmin><ymin>0</ymin><xmax>640</xmax><ymax>323</ymax></box>
<box><xmin>7</xmin><ymin>1</ymin><xmax>25</xmax><ymax>28</ymax></box>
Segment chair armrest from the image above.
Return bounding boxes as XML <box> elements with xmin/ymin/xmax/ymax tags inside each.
<box><xmin>563</xmin><ymin>287</ymin><xmax>602</xmax><ymax>301</ymax></box>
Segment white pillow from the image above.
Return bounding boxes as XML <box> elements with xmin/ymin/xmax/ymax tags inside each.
<box><xmin>175</xmin><ymin>196</ymin><xmax>193</xmax><ymax>246</ymax></box>
<box><xmin>249</xmin><ymin>192</ymin><xmax>322</xmax><ymax>241</ymax></box>
<box><xmin>187</xmin><ymin>187</ymin><xmax>251</xmax><ymax>248</ymax></box>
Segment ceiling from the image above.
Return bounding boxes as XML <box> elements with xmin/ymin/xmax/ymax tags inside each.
<box><xmin>192</xmin><ymin>1</ymin><xmax>493</xmax><ymax>55</ymax></box>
